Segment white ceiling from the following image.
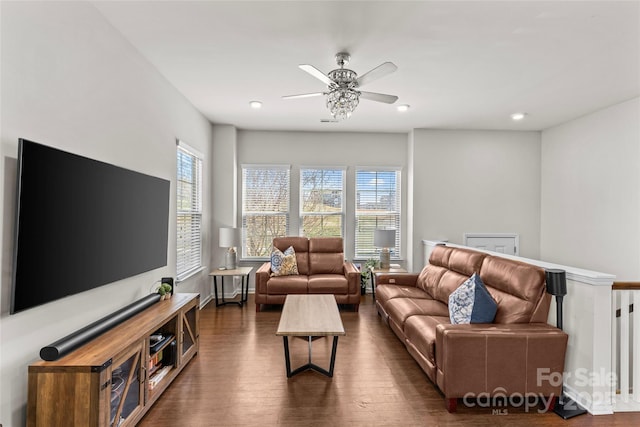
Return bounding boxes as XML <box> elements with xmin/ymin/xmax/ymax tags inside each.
<box><xmin>93</xmin><ymin>1</ymin><xmax>640</xmax><ymax>133</ymax></box>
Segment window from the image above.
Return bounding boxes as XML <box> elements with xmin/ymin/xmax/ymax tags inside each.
<box><xmin>176</xmin><ymin>141</ymin><xmax>203</xmax><ymax>280</ymax></box>
<box><xmin>300</xmin><ymin>168</ymin><xmax>345</xmax><ymax>238</ymax></box>
<box><xmin>355</xmin><ymin>168</ymin><xmax>401</xmax><ymax>259</ymax></box>
<box><xmin>242</xmin><ymin>165</ymin><xmax>290</xmax><ymax>258</ymax></box>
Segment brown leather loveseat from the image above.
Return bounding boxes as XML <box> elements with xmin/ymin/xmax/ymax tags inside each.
<box><xmin>375</xmin><ymin>245</ymin><xmax>568</xmax><ymax>412</ymax></box>
<box><xmin>255</xmin><ymin>237</ymin><xmax>360</xmax><ymax>312</ymax></box>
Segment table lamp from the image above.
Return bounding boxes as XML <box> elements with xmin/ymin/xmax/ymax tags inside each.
<box><xmin>219</xmin><ymin>227</ymin><xmax>239</xmax><ymax>270</ymax></box>
<box><xmin>374</xmin><ymin>229</ymin><xmax>395</xmax><ymax>269</ymax></box>
<box><xmin>545</xmin><ymin>268</ymin><xmax>586</xmax><ymax>419</ymax></box>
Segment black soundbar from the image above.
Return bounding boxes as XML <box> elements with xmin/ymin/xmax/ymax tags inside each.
<box><xmin>40</xmin><ymin>293</ymin><xmax>161</xmax><ymax>361</ymax></box>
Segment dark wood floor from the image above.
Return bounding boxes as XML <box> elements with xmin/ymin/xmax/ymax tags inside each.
<box><xmin>139</xmin><ymin>294</ymin><xmax>639</xmax><ymax>426</ymax></box>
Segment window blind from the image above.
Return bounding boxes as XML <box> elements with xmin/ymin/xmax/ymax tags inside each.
<box><xmin>241</xmin><ymin>165</ymin><xmax>290</xmax><ymax>258</ymax></box>
<box><xmin>176</xmin><ymin>141</ymin><xmax>202</xmax><ymax>279</ymax></box>
<box><xmin>300</xmin><ymin>168</ymin><xmax>345</xmax><ymax>238</ymax></box>
<box><xmin>355</xmin><ymin>169</ymin><xmax>401</xmax><ymax>259</ymax></box>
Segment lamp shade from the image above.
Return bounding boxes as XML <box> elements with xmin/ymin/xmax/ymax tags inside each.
<box><xmin>219</xmin><ymin>227</ymin><xmax>239</xmax><ymax>248</ymax></box>
<box><xmin>545</xmin><ymin>268</ymin><xmax>567</xmax><ymax>297</ymax></box>
<box><xmin>374</xmin><ymin>229</ymin><xmax>396</xmax><ymax>248</ymax></box>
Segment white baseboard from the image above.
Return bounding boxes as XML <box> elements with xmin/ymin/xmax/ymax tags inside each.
<box><xmin>563</xmin><ymin>383</ymin><xmax>614</xmax><ymax>415</ymax></box>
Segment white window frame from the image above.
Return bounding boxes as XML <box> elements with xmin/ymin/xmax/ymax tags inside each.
<box><xmin>176</xmin><ymin>140</ymin><xmax>203</xmax><ymax>281</ymax></box>
<box><xmin>241</xmin><ymin>164</ymin><xmax>291</xmax><ymax>259</ymax></box>
<box><xmin>299</xmin><ymin>167</ymin><xmax>346</xmax><ymax>238</ymax></box>
<box><xmin>354</xmin><ymin>167</ymin><xmax>402</xmax><ymax>260</ymax></box>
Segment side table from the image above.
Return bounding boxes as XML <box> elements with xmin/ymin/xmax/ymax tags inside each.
<box><xmin>370</xmin><ymin>265</ymin><xmax>408</xmax><ymax>301</ymax></box>
<box><xmin>209</xmin><ymin>266</ymin><xmax>253</xmax><ymax>307</ymax></box>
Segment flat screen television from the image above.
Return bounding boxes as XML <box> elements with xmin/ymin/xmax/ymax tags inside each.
<box><xmin>11</xmin><ymin>139</ymin><xmax>170</xmax><ymax>314</ymax></box>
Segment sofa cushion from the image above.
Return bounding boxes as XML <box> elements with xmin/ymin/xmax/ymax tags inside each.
<box><xmin>308</xmin><ymin>274</ymin><xmax>348</xmax><ymax>294</ymax></box>
<box><xmin>271</xmin><ymin>246</ymin><xmax>299</xmax><ymax>276</ymax></box>
<box><xmin>448</xmin><ymin>273</ymin><xmax>497</xmax><ymax>324</ymax></box>
<box><xmin>447</xmin><ymin>248</ymin><xmax>486</xmax><ymax>276</ymax></box>
<box><xmin>376</xmin><ymin>285</ymin><xmax>433</xmax><ymax>306</ymax></box>
<box><xmin>274</xmin><ymin>237</ymin><xmax>309</xmax><ymax>275</ymax></box>
<box><xmin>309</xmin><ymin>237</ymin><xmax>343</xmax><ymax>252</ymax></box>
<box><xmin>309</xmin><ymin>237</ymin><xmax>344</xmax><ymax>274</ymax></box>
<box><xmin>421</xmin><ymin>245</ymin><xmax>487</xmax><ymax>303</ymax></box>
<box><xmin>266</xmin><ymin>275</ymin><xmax>308</xmax><ymax>294</ymax></box>
<box><xmin>433</xmin><ymin>270</ymin><xmax>470</xmax><ymax>305</ymax></box>
<box><xmin>428</xmin><ymin>245</ymin><xmax>486</xmax><ymax>275</ymax></box>
<box><xmin>309</xmin><ymin>252</ymin><xmax>344</xmax><ymax>274</ymax></box>
<box><xmin>404</xmin><ymin>315</ymin><xmax>450</xmax><ymax>364</ymax></box>
<box><xmin>479</xmin><ymin>256</ymin><xmax>545</xmax><ymax>324</ymax></box>
<box><xmin>385</xmin><ymin>297</ymin><xmax>450</xmax><ymax>330</ymax></box>
<box><xmin>415</xmin><ymin>264</ymin><xmax>447</xmax><ymax>297</ymax></box>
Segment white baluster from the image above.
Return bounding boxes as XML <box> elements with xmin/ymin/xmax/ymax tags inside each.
<box><xmin>612</xmin><ymin>291</ymin><xmax>619</xmax><ymax>402</ymax></box>
<box><xmin>621</xmin><ymin>291</ymin><xmax>630</xmax><ymax>402</ymax></box>
<box><xmin>633</xmin><ymin>291</ymin><xmax>640</xmax><ymax>402</ymax></box>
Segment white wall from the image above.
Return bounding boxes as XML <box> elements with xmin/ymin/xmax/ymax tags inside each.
<box><xmin>236</xmin><ymin>130</ymin><xmax>408</xmax><ymax>264</ymax></box>
<box><xmin>540</xmin><ymin>97</ymin><xmax>640</xmax><ymax>280</ymax></box>
<box><xmin>210</xmin><ymin>124</ymin><xmax>238</xmax><ymax>298</ymax></box>
<box><xmin>0</xmin><ymin>2</ymin><xmax>213</xmax><ymax>426</ymax></box>
<box><xmin>410</xmin><ymin>129</ymin><xmax>542</xmax><ymax>269</ymax></box>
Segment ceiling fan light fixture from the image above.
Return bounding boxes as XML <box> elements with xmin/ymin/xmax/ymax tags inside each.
<box><xmin>328</xmin><ymin>68</ymin><xmax>358</xmax><ymax>85</ymax></box>
<box><xmin>327</xmin><ymin>86</ymin><xmax>360</xmax><ymax>120</ymax></box>
<box><xmin>397</xmin><ymin>104</ymin><xmax>410</xmax><ymax>112</ymax></box>
<box><xmin>284</xmin><ymin>52</ymin><xmax>398</xmax><ymax>121</ymax></box>
<box><xmin>511</xmin><ymin>112</ymin><xmax>526</xmax><ymax>121</ymax></box>
<box><xmin>249</xmin><ymin>101</ymin><xmax>263</xmax><ymax>109</ymax></box>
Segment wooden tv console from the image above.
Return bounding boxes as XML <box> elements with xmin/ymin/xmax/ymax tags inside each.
<box><xmin>27</xmin><ymin>293</ymin><xmax>200</xmax><ymax>427</ymax></box>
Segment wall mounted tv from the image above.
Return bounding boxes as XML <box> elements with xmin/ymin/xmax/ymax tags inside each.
<box><xmin>11</xmin><ymin>139</ymin><xmax>170</xmax><ymax>314</ymax></box>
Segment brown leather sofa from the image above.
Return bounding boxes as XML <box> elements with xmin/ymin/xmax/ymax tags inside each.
<box><xmin>375</xmin><ymin>245</ymin><xmax>568</xmax><ymax>412</ymax></box>
<box><xmin>255</xmin><ymin>237</ymin><xmax>360</xmax><ymax>312</ymax></box>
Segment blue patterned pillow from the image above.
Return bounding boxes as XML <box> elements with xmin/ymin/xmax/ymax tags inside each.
<box><xmin>270</xmin><ymin>246</ymin><xmax>298</xmax><ymax>276</ymax></box>
<box><xmin>448</xmin><ymin>273</ymin><xmax>497</xmax><ymax>324</ymax></box>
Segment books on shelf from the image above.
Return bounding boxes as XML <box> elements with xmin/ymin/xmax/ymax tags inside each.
<box><xmin>148</xmin><ymin>366</ymin><xmax>172</xmax><ymax>390</ymax></box>
<box><xmin>149</xmin><ymin>348</ymin><xmax>163</xmax><ymax>372</ymax></box>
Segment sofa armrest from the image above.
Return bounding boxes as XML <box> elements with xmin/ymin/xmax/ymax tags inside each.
<box><xmin>255</xmin><ymin>262</ymin><xmax>272</xmax><ymax>295</ymax></box>
<box><xmin>344</xmin><ymin>262</ymin><xmax>360</xmax><ymax>295</ymax></box>
<box><xmin>435</xmin><ymin>323</ymin><xmax>568</xmax><ymax>398</ymax></box>
<box><xmin>375</xmin><ymin>273</ymin><xmax>419</xmax><ymax>287</ymax></box>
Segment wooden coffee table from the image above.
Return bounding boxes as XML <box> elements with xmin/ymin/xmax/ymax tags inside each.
<box><xmin>276</xmin><ymin>295</ymin><xmax>345</xmax><ymax>378</ymax></box>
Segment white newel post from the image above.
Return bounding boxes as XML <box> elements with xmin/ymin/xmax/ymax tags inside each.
<box><xmin>561</xmin><ymin>278</ymin><xmax>614</xmax><ymax>415</ymax></box>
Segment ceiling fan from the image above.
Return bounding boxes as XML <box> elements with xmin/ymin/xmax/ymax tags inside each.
<box><xmin>283</xmin><ymin>52</ymin><xmax>398</xmax><ymax>121</ymax></box>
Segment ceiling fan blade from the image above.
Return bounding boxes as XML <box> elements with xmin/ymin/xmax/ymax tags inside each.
<box><xmin>282</xmin><ymin>92</ymin><xmax>325</xmax><ymax>100</ymax></box>
<box><xmin>360</xmin><ymin>91</ymin><xmax>398</xmax><ymax>104</ymax></box>
<box><xmin>299</xmin><ymin>64</ymin><xmax>334</xmax><ymax>86</ymax></box>
<box><xmin>356</xmin><ymin>62</ymin><xmax>398</xmax><ymax>87</ymax></box>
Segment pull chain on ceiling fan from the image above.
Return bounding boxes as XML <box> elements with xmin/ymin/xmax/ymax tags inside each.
<box><xmin>283</xmin><ymin>52</ymin><xmax>398</xmax><ymax>121</ymax></box>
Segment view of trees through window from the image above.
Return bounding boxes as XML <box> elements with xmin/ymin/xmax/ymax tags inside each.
<box><xmin>355</xmin><ymin>169</ymin><xmax>401</xmax><ymax>259</ymax></box>
<box><xmin>176</xmin><ymin>143</ymin><xmax>202</xmax><ymax>278</ymax></box>
<box><xmin>242</xmin><ymin>166</ymin><xmax>290</xmax><ymax>258</ymax></box>
<box><xmin>301</xmin><ymin>168</ymin><xmax>344</xmax><ymax>238</ymax></box>
<box><xmin>241</xmin><ymin>165</ymin><xmax>401</xmax><ymax>259</ymax></box>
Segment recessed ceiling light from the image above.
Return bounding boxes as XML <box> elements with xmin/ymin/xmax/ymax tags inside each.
<box><xmin>397</xmin><ymin>104</ymin><xmax>410</xmax><ymax>112</ymax></box>
<box><xmin>249</xmin><ymin>101</ymin><xmax>262</xmax><ymax>109</ymax></box>
<box><xmin>511</xmin><ymin>112</ymin><xmax>526</xmax><ymax>121</ymax></box>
